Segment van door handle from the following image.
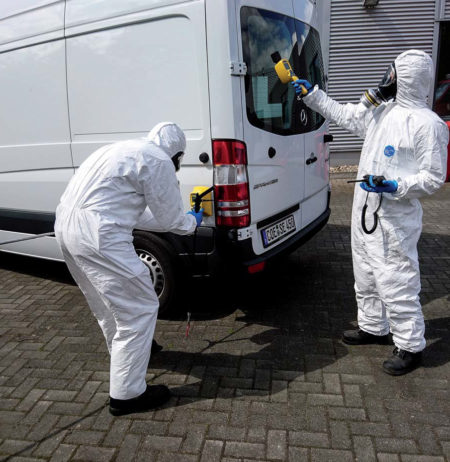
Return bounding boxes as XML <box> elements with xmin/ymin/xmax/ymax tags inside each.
<box><xmin>306</xmin><ymin>154</ymin><xmax>317</xmax><ymax>165</ymax></box>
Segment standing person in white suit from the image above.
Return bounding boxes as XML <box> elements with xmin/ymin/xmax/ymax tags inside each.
<box><xmin>55</xmin><ymin>122</ymin><xmax>203</xmax><ymax>415</ymax></box>
<box><xmin>293</xmin><ymin>50</ymin><xmax>448</xmax><ymax>375</ymax></box>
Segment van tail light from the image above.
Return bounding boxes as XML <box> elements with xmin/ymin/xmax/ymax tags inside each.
<box><xmin>213</xmin><ymin>140</ymin><xmax>250</xmax><ymax>227</ymax></box>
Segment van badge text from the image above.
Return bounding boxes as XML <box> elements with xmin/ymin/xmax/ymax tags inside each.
<box><xmin>254</xmin><ymin>179</ymin><xmax>279</xmax><ymax>190</ymax></box>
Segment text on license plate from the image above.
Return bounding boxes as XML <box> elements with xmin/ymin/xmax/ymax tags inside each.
<box><xmin>261</xmin><ymin>215</ymin><xmax>296</xmax><ymax>248</ymax></box>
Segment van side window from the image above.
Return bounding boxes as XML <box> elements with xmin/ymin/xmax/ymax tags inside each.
<box><xmin>241</xmin><ymin>7</ymin><xmax>325</xmax><ymax>136</ymax></box>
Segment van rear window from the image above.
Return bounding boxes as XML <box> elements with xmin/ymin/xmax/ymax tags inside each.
<box><xmin>241</xmin><ymin>7</ymin><xmax>325</xmax><ymax>136</ymax></box>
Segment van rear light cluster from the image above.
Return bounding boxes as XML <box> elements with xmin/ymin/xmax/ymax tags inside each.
<box><xmin>213</xmin><ymin>140</ymin><xmax>250</xmax><ymax>227</ymax></box>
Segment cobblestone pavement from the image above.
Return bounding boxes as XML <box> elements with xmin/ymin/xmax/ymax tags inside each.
<box><xmin>0</xmin><ymin>179</ymin><xmax>449</xmax><ymax>462</ymax></box>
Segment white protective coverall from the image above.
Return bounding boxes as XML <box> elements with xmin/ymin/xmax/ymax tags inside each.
<box><xmin>55</xmin><ymin>122</ymin><xmax>196</xmax><ymax>399</ymax></box>
<box><xmin>303</xmin><ymin>50</ymin><xmax>448</xmax><ymax>352</ymax></box>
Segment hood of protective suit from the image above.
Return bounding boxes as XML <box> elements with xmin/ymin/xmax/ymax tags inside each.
<box><xmin>147</xmin><ymin>122</ymin><xmax>186</xmax><ymax>160</ymax></box>
<box><xmin>394</xmin><ymin>49</ymin><xmax>433</xmax><ymax>108</ymax></box>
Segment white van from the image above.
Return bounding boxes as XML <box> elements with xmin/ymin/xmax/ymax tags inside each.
<box><xmin>0</xmin><ymin>0</ymin><xmax>331</xmax><ymax>312</ymax></box>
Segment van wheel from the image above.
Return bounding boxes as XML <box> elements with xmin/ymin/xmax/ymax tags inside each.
<box><xmin>133</xmin><ymin>232</ymin><xmax>178</xmax><ymax>316</ymax></box>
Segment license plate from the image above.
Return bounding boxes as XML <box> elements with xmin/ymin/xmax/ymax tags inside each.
<box><xmin>261</xmin><ymin>215</ymin><xmax>296</xmax><ymax>248</ymax></box>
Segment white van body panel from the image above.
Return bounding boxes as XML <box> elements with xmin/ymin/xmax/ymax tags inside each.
<box><xmin>0</xmin><ymin>1</ymin><xmax>71</xmax><ymax>260</ymax></box>
<box><xmin>0</xmin><ymin>232</ymin><xmax>64</xmax><ymax>261</ymax></box>
<box><xmin>0</xmin><ymin>1</ymin><xmax>71</xmax><ymax>174</ymax></box>
<box><xmin>0</xmin><ymin>168</ymin><xmax>73</xmax><ymax>261</ymax></box>
<box><xmin>65</xmin><ymin>0</ymin><xmax>194</xmax><ymax>31</ymax></box>
<box><xmin>238</xmin><ymin>0</ymin><xmax>294</xmax><ymax>17</ymax></box>
<box><xmin>0</xmin><ymin>169</ymin><xmax>73</xmax><ymax>212</ymax></box>
<box><xmin>303</xmin><ymin>132</ymin><xmax>330</xmax><ymax>228</ymax></box>
<box><xmin>65</xmin><ymin>0</ymin><xmax>212</xmax><ymax>217</ymax></box>
<box><xmin>0</xmin><ymin>1</ymin><xmax>65</xmax><ymax>52</ymax></box>
<box><xmin>0</xmin><ymin>40</ymin><xmax>72</xmax><ymax>173</ymax></box>
<box><xmin>205</xmin><ymin>0</ymin><xmax>243</xmax><ymax>140</ymax></box>
<box><xmin>302</xmin><ymin>186</ymin><xmax>329</xmax><ymax>231</ymax></box>
<box><xmin>292</xmin><ymin>0</ymin><xmax>315</xmax><ymax>24</ymax></box>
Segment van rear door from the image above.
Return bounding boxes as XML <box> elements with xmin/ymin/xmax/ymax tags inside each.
<box><xmin>237</xmin><ymin>3</ymin><xmax>327</xmax><ymax>254</ymax></box>
<box><xmin>292</xmin><ymin>15</ymin><xmax>329</xmax><ymax>228</ymax></box>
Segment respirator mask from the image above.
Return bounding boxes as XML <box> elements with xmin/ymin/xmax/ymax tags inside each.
<box><xmin>172</xmin><ymin>151</ymin><xmax>184</xmax><ymax>172</ymax></box>
<box><xmin>362</xmin><ymin>62</ymin><xmax>397</xmax><ymax>108</ymax></box>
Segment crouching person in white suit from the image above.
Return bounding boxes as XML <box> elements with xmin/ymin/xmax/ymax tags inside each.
<box><xmin>55</xmin><ymin>122</ymin><xmax>203</xmax><ymax>415</ymax></box>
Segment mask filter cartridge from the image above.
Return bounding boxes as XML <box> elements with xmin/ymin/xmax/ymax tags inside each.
<box><xmin>361</xmin><ymin>63</ymin><xmax>397</xmax><ymax>108</ymax></box>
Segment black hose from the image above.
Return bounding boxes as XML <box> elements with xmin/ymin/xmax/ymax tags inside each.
<box><xmin>194</xmin><ymin>186</ymin><xmax>214</xmax><ymax>213</ymax></box>
<box><xmin>361</xmin><ymin>192</ymin><xmax>383</xmax><ymax>234</ymax></box>
<box><xmin>192</xmin><ymin>227</ymin><xmax>198</xmax><ymax>272</ymax></box>
<box><xmin>191</xmin><ymin>186</ymin><xmax>214</xmax><ymax>276</ymax></box>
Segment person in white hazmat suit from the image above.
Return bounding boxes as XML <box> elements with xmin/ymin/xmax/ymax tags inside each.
<box><xmin>54</xmin><ymin>122</ymin><xmax>203</xmax><ymax>415</ymax></box>
<box><xmin>293</xmin><ymin>50</ymin><xmax>448</xmax><ymax>375</ymax></box>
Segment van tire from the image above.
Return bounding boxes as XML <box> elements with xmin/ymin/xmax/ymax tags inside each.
<box><xmin>132</xmin><ymin>231</ymin><xmax>178</xmax><ymax>316</ymax></box>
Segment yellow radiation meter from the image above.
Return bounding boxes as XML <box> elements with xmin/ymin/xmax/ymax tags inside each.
<box><xmin>271</xmin><ymin>52</ymin><xmax>308</xmax><ymax>95</ymax></box>
<box><xmin>189</xmin><ymin>186</ymin><xmax>213</xmax><ymax>216</ymax></box>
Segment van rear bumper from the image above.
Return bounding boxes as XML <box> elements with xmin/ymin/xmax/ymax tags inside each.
<box><xmin>159</xmin><ymin>203</ymin><xmax>330</xmax><ymax>276</ymax></box>
<box><xmin>230</xmin><ymin>207</ymin><xmax>331</xmax><ymax>267</ymax></box>
<box><xmin>170</xmin><ymin>206</ymin><xmax>331</xmax><ymax>276</ymax></box>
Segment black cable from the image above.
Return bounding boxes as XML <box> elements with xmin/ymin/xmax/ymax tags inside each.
<box><xmin>192</xmin><ymin>227</ymin><xmax>198</xmax><ymax>274</ymax></box>
<box><xmin>190</xmin><ymin>187</ymin><xmax>214</xmax><ymax>276</ymax></box>
<box><xmin>361</xmin><ymin>192</ymin><xmax>383</xmax><ymax>234</ymax></box>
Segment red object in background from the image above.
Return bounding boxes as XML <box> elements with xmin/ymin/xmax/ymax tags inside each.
<box><xmin>434</xmin><ymin>79</ymin><xmax>450</xmax><ymax>119</ymax></box>
<box><xmin>447</xmin><ymin>121</ymin><xmax>450</xmax><ymax>182</ymax></box>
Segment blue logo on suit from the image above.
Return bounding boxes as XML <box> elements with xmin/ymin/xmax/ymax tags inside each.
<box><xmin>384</xmin><ymin>145</ymin><xmax>395</xmax><ymax>157</ymax></box>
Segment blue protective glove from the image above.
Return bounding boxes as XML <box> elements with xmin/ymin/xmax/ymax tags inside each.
<box><xmin>291</xmin><ymin>79</ymin><xmax>313</xmax><ymax>95</ymax></box>
<box><xmin>360</xmin><ymin>176</ymin><xmax>398</xmax><ymax>193</ymax></box>
<box><xmin>187</xmin><ymin>208</ymin><xmax>204</xmax><ymax>226</ymax></box>
<box><xmin>360</xmin><ymin>182</ymin><xmax>377</xmax><ymax>193</ymax></box>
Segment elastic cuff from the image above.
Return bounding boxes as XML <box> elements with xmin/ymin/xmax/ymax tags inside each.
<box><xmin>359</xmin><ymin>325</ymin><xmax>390</xmax><ymax>336</ymax></box>
<box><xmin>303</xmin><ymin>86</ymin><xmax>318</xmax><ymax>101</ymax></box>
<box><xmin>393</xmin><ymin>343</ymin><xmax>424</xmax><ymax>354</ymax></box>
<box><xmin>391</xmin><ymin>178</ymin><xmax>404</xmax><ymax>198</ymax></box>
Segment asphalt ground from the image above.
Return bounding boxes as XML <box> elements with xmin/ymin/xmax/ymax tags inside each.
<box><xmin>0</xmin><ymin>178</ymin><xmax>449</xmax><ymax>462</ymax></box>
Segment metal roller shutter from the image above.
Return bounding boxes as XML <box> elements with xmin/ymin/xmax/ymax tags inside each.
<box><xmin>445</xmin><ymin>0</ymin><xmax>450</xmax><ymax>18</ymax></box>
<box><xmin>328</xmin><ymin>0</ymin><xmax>436</xmax><ymax>158</ymax></box>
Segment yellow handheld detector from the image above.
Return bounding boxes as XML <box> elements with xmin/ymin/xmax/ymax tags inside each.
<box><xmin>189</xmin><ymin>186</ymin><xmax>213</xmax><ymax>216</ymax></box>
<box><xmin>271</xmin><ymin>52</ymin><xmax>308</xmax><ymax>95</ymax></box>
